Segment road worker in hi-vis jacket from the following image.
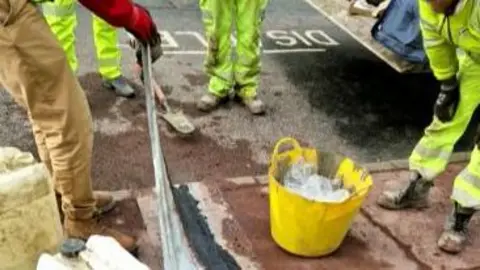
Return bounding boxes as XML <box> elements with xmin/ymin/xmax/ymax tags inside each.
<box><xmin>0</xmin><ymin>0</ymin><xmax>161</xmax><ymax>253</ymax></box>
<box><xmin>377</xmin><ymin>0</ymin><xmax>480</xmax><ymax>254</ymax></box>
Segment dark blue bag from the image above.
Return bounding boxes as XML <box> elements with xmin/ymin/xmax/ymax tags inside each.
<box><xmin>371</xmin><ymin>0</ymin><xmax>427</xmax><ymax>64</ymax></box>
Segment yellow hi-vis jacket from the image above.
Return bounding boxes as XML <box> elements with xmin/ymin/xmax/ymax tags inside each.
<box><xmin>418</xmin><ymin>0</ymin><xmax>480</xmax><ymax>80</ymax></box>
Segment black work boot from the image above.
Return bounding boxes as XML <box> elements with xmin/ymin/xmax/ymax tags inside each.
<box><xmin>437</xmin><ymin>201</ymin><xmax>475</xmax><ymax>254</ymax></box>
<box><xmin>376</xmin><ymin>171</ymin><xmax>433</xmax><ymax>210</ymax></box>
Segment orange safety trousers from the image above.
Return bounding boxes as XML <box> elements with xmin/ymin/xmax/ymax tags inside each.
<box><xmin>0</xmin><ymin>0</ymin><xmax>95</xmax><ymax>219</ymax></box>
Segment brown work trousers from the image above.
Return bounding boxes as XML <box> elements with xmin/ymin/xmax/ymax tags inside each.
<box><xmin>0</xmin><ymin>0</ymin><xmax>95</xmax><ymax>219</ymax></box>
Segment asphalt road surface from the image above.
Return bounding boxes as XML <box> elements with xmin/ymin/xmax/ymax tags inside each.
<box><xmin>1</xmin><ymin>0</ymin><xmax>478</xmax><ymax>190</ymax></box>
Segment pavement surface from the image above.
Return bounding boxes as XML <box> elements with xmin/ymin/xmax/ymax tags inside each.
<box><xmin>1</xmin><ymin>0</ymin><xmax>479</xmax><ymax>192</ymax></box>
<box><xmin>181</xmin><ymin>162</ymin><xmax>480</xmax><ymax>270</ymax></box>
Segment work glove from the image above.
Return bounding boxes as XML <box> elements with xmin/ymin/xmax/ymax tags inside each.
<box><xmin>125</xmin><ymin>4</ymin><xmax>161</xmax><ymax>47</ymax></box>
<box><xmin>434</xmin><ymin>77</ymin><xmax>459</xmax><ymax>122</ymax></box>
<box><xmin>128</xmin><ymin>33</ymin><xmax>163</xmax><ymax>67</ymax></box>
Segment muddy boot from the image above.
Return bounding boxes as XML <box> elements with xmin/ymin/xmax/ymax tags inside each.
<box><xmin>197</xmin><ymin>92</ymin><xmax>224</xmax><ymax>112</ymax></box>
<box><xmin>64</xmin><ymin>217</ymin><xmax>138</xmax><ymax>254</ymax></box>
<box><xmin>92</xmin><ymin>191</ymin><xmax>117</xmax><ymax>215</ymax></box>
<box><xmin>56</xmin><ymin>192</ymin><xmax>117</xmax><ymax>222</ymax></box>
<box><xmin>376</xmin><ymin>171</ymin><xmax>433</xmax><ymax>210</ymax></box>
<box><xmin>437</xmin><ymin>202</ymin><xmax>475</xmax><ymax>254</ymax></box>
<box><xmin>103</xmin><ymin>75</ymin><xmax>136</xmax><ymax>98</ymax></box>
<box><xmin>241</xmin><ymin>97</ymin><xmax>266</xmax><ymax>115</ymax></box>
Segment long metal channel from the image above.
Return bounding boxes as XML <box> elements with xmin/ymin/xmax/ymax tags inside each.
<box><xmin>141</xmin><ymin>45</ymin><xmax>198</xmax><ymax>270</ymax></box>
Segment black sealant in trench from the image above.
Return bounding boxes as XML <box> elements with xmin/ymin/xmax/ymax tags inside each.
<box><xmin>172</xmin><ymin>184</ymin><xmax>241</xmax><ymax>270</ymax></box>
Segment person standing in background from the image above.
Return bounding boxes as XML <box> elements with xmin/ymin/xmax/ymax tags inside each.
<box><xmin>197</xmin><ymin>0</ymin><xmax>269</xmax><ymax>115</ymax></box>
<box><xmin>42</xmin><ymin>0</ymin><xmax>136</xmax><ymax>98</ymax></box>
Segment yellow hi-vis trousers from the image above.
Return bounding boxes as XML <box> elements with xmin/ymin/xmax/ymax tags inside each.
<box><xmin>42</xmin><ymin>0</ymin><xmax>122</xmax><ymax>80</ymax></box>
<box><xmin>199</xmin><ymin>0</ymin><xmax>269</xmax><ymax>99</ymax></box>
<box><xmin>0</xmin><ymin>0</ymin><xmax>95</xmax><ymax>219</ymax></box>
<box><xmin>409</xmin><ymin>52</ymin><xmax>480</xmax><ymax>209</ymax></box>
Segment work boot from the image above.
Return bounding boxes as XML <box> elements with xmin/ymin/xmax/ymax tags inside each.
<box><xmin>56</xmin><ymin>192</ymin><xmax>117</xmax><ymax>221</ymax></box>
<box><xmin>103</xmin><ymin>75</ymin><xmax>136</xmax><ymax>98</ymax></box>
<box><xmin>376</xmin><ymin>171</ymin><xmax>433</xmax><ymax>210</ymax></box>
<box><xmin>64</xmin><ymin>217</ymin><xmax>138</xmax><ymax>253</ymax></box>
<box><xmin>240</xmin><ymin>96</ymin><xmax>266</xmax><ymax>115</ymax></box>
<box><xmin>197</xmin><ymin>92</ymin><xmax>225</xmax><ymax>112</ymax></box>
<box><xmin>437</xmin><ymin>202</ymin><xmax>475</xmax><ymax>254</ymax></box>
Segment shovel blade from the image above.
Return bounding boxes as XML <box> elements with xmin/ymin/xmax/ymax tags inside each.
<box><xmin>161</xmin><ymin>111</ymin><xmax>195</xmax><ymax>135</ymax></box>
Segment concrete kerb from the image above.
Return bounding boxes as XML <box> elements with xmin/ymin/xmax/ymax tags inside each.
<box><xmin>226</xmin><ymin>151</ymin><xmax>472</xmax><ymax>187</ymax></box>
<box><xmin>363</xmin><ymin>151</ymin><xmax>471</xmax><ymax>173</ymax></box>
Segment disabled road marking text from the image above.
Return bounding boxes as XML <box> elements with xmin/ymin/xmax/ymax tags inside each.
<box><xmin>120</xmin><ymin>29</ymin><xmax>339</xmax><ymax>55</ymax></box>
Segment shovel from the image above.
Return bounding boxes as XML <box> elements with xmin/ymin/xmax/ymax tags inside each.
<box><xmin>138</xmin><ymin>49</ymin><xmax>196</xmax><ymax>135</ymax></box>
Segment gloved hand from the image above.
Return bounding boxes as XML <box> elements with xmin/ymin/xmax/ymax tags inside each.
<box><xmin>434</xmin><ymin>77</ymin><xmax>459</xmax><ymax>122</ymax></box>
<box><xmin>128</xmin><ymin>32</ymin><xmax>163</xmax><ymax>67</ymax></box>
<box><xmin>125</xmin><ymin>4</ymin><xmax>161</xmax><ymax>47</ymax></box>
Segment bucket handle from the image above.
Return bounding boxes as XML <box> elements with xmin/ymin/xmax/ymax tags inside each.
<box><xmin>271</xmin><ymin>137</ymin><xmax>302</xmax><ymax>164</ymax></box>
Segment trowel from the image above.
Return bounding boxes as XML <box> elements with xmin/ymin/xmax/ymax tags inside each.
<box><xmin>148</xmin><ymin>72</ymin><xmax>195</xmax><ymax>135</ymax></box>
<box><xmin>135</xmin><ymin>47</ymin><xmax>196</xmax><ymax>136</ymax></box>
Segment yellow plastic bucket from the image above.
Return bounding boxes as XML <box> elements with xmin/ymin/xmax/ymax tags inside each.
<box><xmin>269</xmin><ymin>137</ymin><xmax>373</xmax><ymax>257</ymax></box>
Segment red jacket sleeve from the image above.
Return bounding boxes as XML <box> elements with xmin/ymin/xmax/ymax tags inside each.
<box><xmin>77</xmin><ymin>0</ymin><xmax>136</xmax><ymax>28</ymax></box>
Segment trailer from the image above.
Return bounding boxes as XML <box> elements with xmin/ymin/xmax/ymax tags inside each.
<box><xmin>305</xmin><ymin>0</ymin><xmax>430</xmax><ymax>74</ymax></box>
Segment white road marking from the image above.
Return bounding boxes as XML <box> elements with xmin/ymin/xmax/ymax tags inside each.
<box><xmin>119</xmin><ymin>44</ymin><xmax>326</xmax><ymax>55</ymax></box>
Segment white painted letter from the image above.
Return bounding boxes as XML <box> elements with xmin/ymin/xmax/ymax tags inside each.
<box><xmin>305</xmin><ymin>30</ymin><xmax>339</xmax><ymax>46</ymax></box>
<box><xmin>159</xmin><ymin>31</ymin><xmax>179</xmax><ymax>48</ymax></box>
<box><xmin>291</xmin><ymin>30</ymin><xmax>312</xmax><ymax>46</ymax></box>
<box><xmin>175</xmin><ymin>31</ymin><xmax>208</xmax><ymax>47</ymax></box>
<box><xmin>266</xmin><ymin>30</ymin><xmax>297</xmax><ymax>47</ymax></box>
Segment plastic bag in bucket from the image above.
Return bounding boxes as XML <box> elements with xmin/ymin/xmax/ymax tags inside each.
<box><xmin>269</xmin><ymin>137</ymin><xmax>373</xmax><ymax>257</ymax></box>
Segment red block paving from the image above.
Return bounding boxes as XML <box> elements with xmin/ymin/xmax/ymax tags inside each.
<box><xmin>99</xmin><ymin>195</ymin><xmax>163</xmax><ymax>269</ymax></box>
<box><xmin>363</xmin><ymin>163</ymin><xmax>480</xmax><ymax>270</ymax></box>
<box><xmin>219</xmin><ymin>184</ymin><xmax>418</xmax><ymax>269</ymax></box>
<box><xmin>212</xmin><ymin>163</ymin><xmax>480</xmax><ymax>270</ymax></box>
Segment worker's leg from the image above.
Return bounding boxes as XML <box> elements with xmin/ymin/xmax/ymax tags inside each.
<box><xmin>42</xmin><ymin>0</ymin><xmax>78</xmax><ymax>73</ymax></box>
<box><xmin>31</xmin><ymin>124</ymin><xmax>54</xmax><ymax>176</ymax></box>
<box><xmin>197</xmin><ymin>0</ymin><xmax>235</xmax><ymax>112</ymax></box>
<box><xmin>233</xmin><ymin>0</ymin><xmax>268</xmax><ymax>114</ymax></box>
<box><xmin>0</xmin><ymin>2</ymin><xmax>136</xmax><ymax>251</ymax></box>
<box><xmin>436</xmin><ymin>146</ymin><xmax>479</xmax><ymax>254</ymax></box>
<box><xmin>377</xmin><ymin>54</ymin><xmax>480</xmax><ymax>210</ymax></box>
<box><xmin>92</xmin><ymin>15</ymin><xmax>135</xmax><ymax>98</ymax></box>
<box><xmin>435</xmin><ymin>56</ymin><xmax>480</xmax><ymax>254</ymax></box>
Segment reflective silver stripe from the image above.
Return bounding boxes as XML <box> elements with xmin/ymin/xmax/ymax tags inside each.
<box><xmin>412</xmin><ymin>144</ymin><xmax>451</xmax><ymax>161</ymax></box>
<box><xmin>458</xmin><ymin>169</ymin><xmax>480</xmax><ymax>188</ymax></box>
<box><xmin>423</xmin><ymin>37</ymin><xmax>445</xmax><ymax>48</ymax></box>
<box><xmin>218</xmin><ymin>71</ymin><xmax>233</xmax><ymax>81</ymax></box>
<box><xmin>451</xmin><ymin>168</ymin><xmax>480</xmax><ymax>209</ymax></box>
<box><xmin>420</xmin><ymin>18</ymin><xmax>438</xmax><ymax>32</ymax></box>
<box><xmin>409</xmin><ymin>166</ymin><xmax>438</xmax><ymax>181</ymax></box>
<box><xmin>98</xmin><ymin>58</ymin><xmax>121</xmax><ymax>69</ymax></box>
<box><xmin>451</xmin><ymin>186</ymin><xmax>480</xmax><ymax>210</ymax></box>
<box><xmin>42</xmin><ymin>4</ymin><xmax>76</xmax><ymax>17</ymax></box>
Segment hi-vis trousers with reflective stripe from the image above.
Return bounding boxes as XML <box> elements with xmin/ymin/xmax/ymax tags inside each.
<box><xmin>0</xmin><ymin>1</ymin><xmax>95</xmax><ymax>219</ymax></box>
<box><xmin>42</xmin><ymin>0</ymin><xmax>122</xmax><ymax>79</ymax></box>
<box><xmin>409</xmin><ymin>53</ymin><xmax>480</xmax><ymax>209</ymax></box>
<box><xmin>199</xmin><ymin>0</ymin><xmax>269</xmax><ymax>99</ymax></box>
